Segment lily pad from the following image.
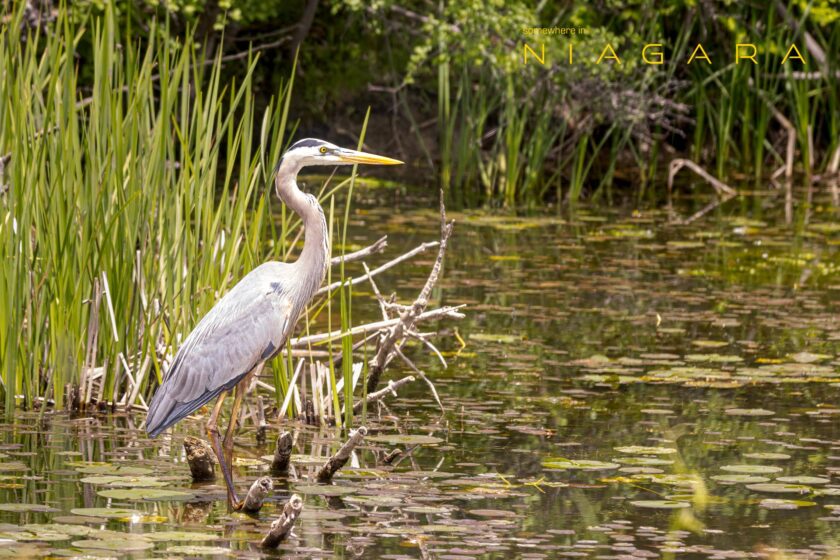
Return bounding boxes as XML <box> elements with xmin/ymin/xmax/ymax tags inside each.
<box><xmin>691</xmin><ymin>340</ymin><xmax>729</xmax><ymax>348</ymax></box>
<box><xmin>614</xmin><ymin>457</ymin><xmax>674</xmax><ymax>466</ymax></box>
<box><xmin>789</xmin><ymin>352</ymin><xmax>831</xmax><ymax>363</ymax></box>
<box><xmin>629</xmin><ymin>500</ymin><xmax>690</xmax><ymax>509</ymax></box>
<box><xmin>684</xmin><ymin>354</ymin><xmax>743</xmax><ymax>363</ymax></box>
<box><xmin>711</xmin><ymin>475</ymin><xmax>771</xmax><ymax>484</ymax></box>
<box><xmin>0</xmin><ymin>530</ymin><xmax>70</xmax><ymax>542</ymax></box>
<box><xmin>643</xmin><ymin>474</ymin><xmax>702</xmax><ymax>487</ymax></box>
<box><xmin>72</xmin><ymin>538</ymin><xmax>153</xmax><ymax>551</ymax></box>
<box><xmin>759</xmin><ymin>499</ymin><xmax>816</xmax><ymax>510</ymax></box>
<box><xmin>79</xmin><ymin>475</ymin><xmax>167</xmax><ymax>487</ymax></box>
<box><xmin>344</xmin><ymin>495</ymin><xmax>404</xmax><ymax>507</ymax></box>
<box><xmin>232</xmin><ymin>457</ymin><xmax>266</xmax><ymax>467</ymax></box>
<box><xmin>294</xmin><ymin>484</ymin><xmax>356</xmax><ymax>496</ymax></box>
<box><xmin>724</xmin><ymin>408</ymin><xmax>775</xmax><ymax>416</ymax></box>
<box><xmin>97</xmin><ymin>488</ymin><xmax>193</xmax><ymax>501</ymax></box>
<box><xmin>74</xmin><ymin>464</ymin><xmax>153</xmax><ymax>476</ymax></box>
<box><xmin>144</xmin><ymin>531</ymin><xmax>219</xmax><ymax>542</ymax></box>
<box><xmin>167</xmin><ymin>545</ymin><xmax>232</xmax><ymax>555</ymax></box>
<box><xmin>468</xmin><ymin>333</ymin><xmax>521</xmax><ymax>344</ymax></box>
<box><xmin>70</xmin><ymin>508</ymin><xmax>143</xmax><ymax>519</ymax></box>
<box><xmin>614</xmin><ymin>446</ymin><xmax>677</xmax><ymax>455</ymax></box>
<box><xmin>775</xmin><ymin>476</ymin><xmax>829</xmax><ymax>485</ymax></box>
<box><xmin>541</xmin><ymin>458</ymin><xmax>620</xmax><ymax>471</ymax></box>
<box><xmin>746</xmin><ymin>483</ymin><xmax>812</xmax><ymax>494</ymax></box>
<box><xmin>22</xmin><ymin>524</ymin><xmax>96</xmax><ymax>537</ymax></box>
<box><xmin>743</xmin><ymin>453</ymin><xmax>791</xmax><ymax>461</ymax></box>
<box><xmin>366</xmin><ymin>434</ymin><xmax>444</xmax><ymax>445</ymax></box>
<box><xmin>0</xmin><ymin>503</ymin><xmax>57</xmax><ymax>513</ymax></box>
<box><xmin>720</xmin><ymin>465</ymin><xmax>782</xmax><ymax>475</ymax></box>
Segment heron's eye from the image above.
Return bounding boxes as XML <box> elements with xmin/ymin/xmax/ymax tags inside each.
<box><xmin>319</xmin><ymin>146</ymin><xmax>328</xmax><ymax>154</ymax></box>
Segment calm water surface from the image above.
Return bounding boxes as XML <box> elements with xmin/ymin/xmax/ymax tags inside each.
<box><xmin>0</xmin><ymin>189</ymin><xmax>839</xmax><ymax>558</ymax></box>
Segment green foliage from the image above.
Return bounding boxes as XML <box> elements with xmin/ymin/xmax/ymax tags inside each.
<box><xmin>0</xmin><ymin>5</ymin><xmax>363</xmax><ymax>417</ymax></box>
<box><xmin>358</xmin><ymin>0</ymin><xmax>839</xmax><ymax>206</ymax></box>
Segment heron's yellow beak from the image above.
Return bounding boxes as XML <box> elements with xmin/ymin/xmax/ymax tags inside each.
<box><xmin>337</xmin><ymin>149</ymin><xmax>403</xmax><ymax>166</ymax></box>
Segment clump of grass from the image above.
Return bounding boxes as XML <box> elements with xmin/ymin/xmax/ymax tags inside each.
<box><xmin>0</xmin><ymin>7</ymin><xmax>356</xmax><ymax>418</ymax></box>
<box><xmin>425</xmin><ymin>3</ymin><xmax>840</xmax><ymax>207</ymax></box>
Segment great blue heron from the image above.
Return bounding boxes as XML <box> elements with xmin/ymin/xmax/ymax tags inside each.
<box><xmin>145</xmin><ymin>138</ymin><xmax>402</xmax><ymax>509</ymax></box>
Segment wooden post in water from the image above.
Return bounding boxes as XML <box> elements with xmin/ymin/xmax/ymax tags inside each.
<box><xmin>241</xmin><ymin>476</ymin><xmax>273</xmax><ymax>513</ymax></box>
<box><xmin>183</xmin><ymin>437</ymin><xmax>215</xmax><ymax>481</ymax></box>
<box><xmin>261</xmin><ymin>494</ymin><xmax>303</xmax><ymax>548</ymax></box>
<box><xmin>271</xmin><ymin>431</ymin><xmax>294</xmax><ymax>474</ymax></box>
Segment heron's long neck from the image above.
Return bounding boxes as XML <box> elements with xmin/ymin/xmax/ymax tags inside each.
<box><xmin>275</xmin><ymin>168</ymin><xmax>329</xmax><ymax>299</ymax></box>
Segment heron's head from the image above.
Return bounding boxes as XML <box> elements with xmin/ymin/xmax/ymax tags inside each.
<box><xmin>276</xmin><ymin>138</ymin><xmax>403</xmax><ymax>174</ymax></box>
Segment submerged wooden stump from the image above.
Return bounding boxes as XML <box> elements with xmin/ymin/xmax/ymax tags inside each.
<box><xmin>383</xmin><ymin>447</ymin><xmax>402</xmax><ymax>465</ymax></box>
<box><xmin>261</xmin><ymin>494</ymin><xmax>303</xmax><ymax>548</ymax></box>
<box><xmin>241</xmin><ymin>476</ymin><xmax>273</xmax><ymax>513</ymax></box>
<box><xmin>316</xmin><ymin>426</ymin><xmax>367</xmax><ymax>483</ymax></box>
<box><xmin>270</xmin><ymin>431</ymin><xmax>293</xmax><ymax>474</ymax></box>
<box><xmin>183</xmin><ymin>436</ymin><xmax>215</xmax><ymax>481</ymax></box>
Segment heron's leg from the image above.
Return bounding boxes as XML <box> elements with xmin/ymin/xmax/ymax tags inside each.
<box><xmin>221</xmin><ymin>364</ymin><xmax>261</xmax><ymax>511</ymax></box>
<box><xmin>205</xmin><ymin>391</ymin><xmax>239</xmax><ymax>510</ymax></box>
<box><xmin>222</xmin><ymin>380</ymin><xmax>246</xmax><ymax>466</ymax></box>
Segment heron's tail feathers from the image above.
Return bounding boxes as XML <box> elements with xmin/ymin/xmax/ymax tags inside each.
<box><xmin>145</xmin><ymin>385</ymin><xmax>221</xmax><ymax>438</ymax></box>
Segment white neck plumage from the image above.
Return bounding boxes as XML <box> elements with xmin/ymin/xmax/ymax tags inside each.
<box><xmin>274</xmin><ymin>158</ymin><xmax>329</xmax><ymax>299</ymax></box>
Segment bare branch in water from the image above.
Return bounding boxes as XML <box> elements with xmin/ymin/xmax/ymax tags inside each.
<box><xmin>330</xmin><ymin>236</ymin><xmax>388</xmax><ymax>266</ymax></box>
<box><xmin>667</xmin><ymin>158</ymin><xmax>736</xmax><ymax>223</ymax></box>
<box><xmin>316</xmin><ymin>427</ymin><xmax>368</xmax><ymax>482</ymax></box>
<box><xmin>350</xmin><ymin>375</ymin><xmax>416</xmax><ymax>414</ymax></box>
<box><xmin>289</xmin><ymin>306</ymin><xmax>464</xmax><ymax>347</ymax></box>
<box><xmin>317</xmin><ymin>240</ymin><xmax>440</xmax><ymax>296</ymax></box>
<box><xmin>367</xmin><ymin>191</ymin><xmax>454</xmax><ymax>393</ymax></box>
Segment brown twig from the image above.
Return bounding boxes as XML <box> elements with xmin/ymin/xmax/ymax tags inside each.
<box><xmin>316</xmin><ymin>426</ymin><xmax>367</xmax><ymax>482</ymax></box>
<box><xmin>667</xmin><ymin>158</ymin><xmax>736</xmax><ymax>223</ymax></box>
<box><xmin>383</xmin><ymin>448</ymin><xmax>403</xmax><ymax>465</ymax></box>
<box><xmin>351</xmin><ymin>375</ymin><xmax>415</xmax><ymax>414</ymax></box>
<box><xmin>261</xmin><ymin>494</ymin><xmax>303</xmax><ymax>548</ymax></box>
<box><xmin>393</xmin><ymin>346</ymin><xmax>444</xmax><ymax>413</ymax></box>
<box><xmin>330</xmin><ymin>236</ymin><xmax>388</xmax><ymax>266</ymax></box>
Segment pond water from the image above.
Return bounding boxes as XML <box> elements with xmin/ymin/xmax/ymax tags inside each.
<box><xmin>0</xmin><ymin>188</ymin><xmax>839</xmax><ymax>558</ymax></box>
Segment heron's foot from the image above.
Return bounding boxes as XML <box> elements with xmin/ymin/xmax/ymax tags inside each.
<box><xmin>227</xmin><ymin>492</ymin><xmax>242</xmax><ymax>512</ymax></box>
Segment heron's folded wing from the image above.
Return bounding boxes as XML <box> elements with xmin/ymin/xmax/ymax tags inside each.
<box><xmin>146</xmin><ymin>268</ymin><xmax>292</xmax><ymax>436</ymax></box>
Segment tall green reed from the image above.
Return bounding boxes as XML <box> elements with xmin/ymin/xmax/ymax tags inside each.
<box><xmin>0</xmin><ymin>7</ymin><xmax>364</xmax><ymax>419</ymax></box>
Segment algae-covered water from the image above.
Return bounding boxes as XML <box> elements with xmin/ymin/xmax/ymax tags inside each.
<box><xmin>0</xmin><ymin>189</ymin><xmax>839</xmax><ymax>558</ymax></box>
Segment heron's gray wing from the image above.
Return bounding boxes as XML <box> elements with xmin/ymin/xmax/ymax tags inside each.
<box><xmin>146</xmin><ymin>263</ymin><xmax>294</xmax><ymax>437</ymax></box>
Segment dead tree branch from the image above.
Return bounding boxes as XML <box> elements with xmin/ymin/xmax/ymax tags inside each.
<box><xmin>667</xmin><ymin>159</ymin><xmax>737</xmax><ymax>223</ymax></box>
<box><xmin>330</xmin><ymin>236</ymin><xmax>388</xmax><ymax>266</ymax></box>
<box><xmin>316</xmin><ymin>240</ymin><xmax>440</xmax><ymax>296</ymax></box>
<box><xmin>366</xmin><ymin>192</ymin><xmax>454</xmax><ymax>392</ymax></box>
<box><xmin>289</xmin><ymin>305</ymin><xmax>465</xmax><ymax>348</ymax></box>
<box><xmin>351</xmin><ymin>375</ymin><xmax>415</xmax><ymax>414</ymax></box>
<box><xmin>316</xmin><ymin>426</ymin><xmax>367</xmax><ymax>482</ymax></box>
